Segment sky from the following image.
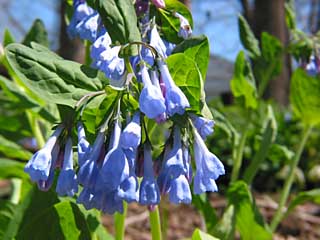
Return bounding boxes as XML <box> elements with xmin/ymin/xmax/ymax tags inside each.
<box><xmin>0</xmin><ymin>0</ymin><xmax>313</xmax><ymax>62</ymax></box>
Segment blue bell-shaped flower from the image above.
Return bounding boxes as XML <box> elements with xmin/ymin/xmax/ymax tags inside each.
<box><xmin>174</xmin><ymin>12</ymin><xmax>192</xmax><ymax>39</ymax></box>
<box><xmin>77</xmin><ymin>122</ymin><xmax>91</xmax><ymax>167</ymax></box>
<box><xmin>191</xmin><ymin>114</ymin><xmax>215</xmax><ymax>139</ymax></box>
<box><xmin>75</xmin><ymin>12</ymin><xmax>100</xmax><ymax>42</ymax></box>
<box><xmin>168</xmin><ymin>174</ymin><xmax>192</xmax><ymax>204</ymax></box>
<box><xmin>139</xmin><ymin>144</ymin><xmax>160</xmax><ymax>205</ymax></box>
<box><xmin>56</xmin><ymin>138</ymin><xmax>78</xmax><ymax>197</ymax></box>
<box><xmin>139</xmin><ymin>65</ymin><xmax>166</xmax><ymax>119</ymax></box>
<box><xmin>150</xmin><ymin>25</ymin><xmax>168</xmax><ymax>58</ymax></box>
<box><xmin>25</xmin><ymin>125</ymin><xmax>64</xmax><ymax>182</ymax></box>
<box><xmin>120</xmin><ymin>112</ymin><xmax>141</xmax><ymax>149</ymax></box>
<box><xmin>98</xmin><ymin>120</ymin><xmax>130</xmax><ymax>191</ymax></box>
<box><xmin>157</xmin><ymin>60</ymin><xmax>190</xmax><ymax>116</ymax></box>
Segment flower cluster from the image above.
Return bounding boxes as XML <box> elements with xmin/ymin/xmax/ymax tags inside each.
<box><xmin>24</xmin><ymin>0</ymin><xmax>224</xmax><ymax>214</ymax></box>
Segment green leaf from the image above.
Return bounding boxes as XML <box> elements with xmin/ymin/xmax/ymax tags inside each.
<box><xmin>192</xmin><ymin>229</ymin><xmax>220</xmax><ymax>240</ymax></box>
<box><xmin>3</xmin><ymin>29</ymin><xmax>15</xmax><ymax>47</ymax></box>
<box><xmin>290</xmin><ymin>68</ymin><xmax>320</xmax><ymax>126</ymax></box>
<box><xmin>0</xmin><ymin>200</ymin><xmax>18</xmax><ymax>240</ymax></box>
<box><xmin>23</xmin><ymin>19</ymin><xmax>49</xmax><ymax>47</ymax></box>
<box><xmin>255</xmin><ymin>32</ymin><xmax>283</xmax><ymax>96</ymax></box>
<box><xmin>172</xmin><ymin>35</ymin><xmax>210</xmax><ymax>82</ymax></box>
<box><xmin>166</xmin><ymin>53</ymin><xmax>201</xmax><ymax>113</ymax></box>
<box><xmin>287</xmin><ymin>189</ymin><xmax>320</xmax><ymax>213</ymax></box>
<box><xmin>212</xmin><ymin>205</ymin><xmax>235</xmax><ymax>240</ymax></box>
<box><xmin>5</xmin><ymin>43</ymin><xmax>104</xmax><ymax>107</ymax></box>
<box><xmin>227</xmin><ymin>181</ymin><xmax>272</xmax><ymax>240</ymax></box>
<box><xmin>0</xmin><ymin>135</ymin><xmax>32</xmax><ymax>160</ymax></box>
<box><xmin>230</xmin><ymin>51</ymin><xmax>258</xmax><ymax>109</ymax></box>
<box><xmin>30</xmin><ymin>42</ymin><xmax>62</xmax><ymax>59</ymax></box>
<box><xmin>17</xmin><ymin>201</ymin><xmax>91</xmax><ymax>240</ymax></box>
<box><xmin>243</xmin><ymin>105</ymin><xmax>277</xmax><ymax>183</ymax></box>
<box><xmin>285</xmin><ymin>2</ymin><xmax>296</xmax><ymax>30</ymax></box>
<box><xmin>92</xmin><ymin>0</ymin><xmax>141</xmax><ymax>55</ymax></box>
<box><xmin>0</xmin><ymin>158</ymin><xmax>27</xmax><ymax>179</ymax></box>
<box><xmin>238</xmin><ymin>15</ymin><xmax>261</xmax><ymax>59</ymax></box>
<box><xmin>156</xmin><ymin>0</ymin><xmax>193</xmax><ymax>44</ymax></box>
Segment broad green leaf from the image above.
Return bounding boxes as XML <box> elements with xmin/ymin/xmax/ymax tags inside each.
<box><xmin>156</xmin><ymin>0</ymin><xmax>193</xmax><ymax>44</ymax></box>
<box><xmin>192</xmin><ymin>229</ymin><xmax>220</xmax><ymax>240</ymax></box>
<box><xmin>255</xmin><ymin>32</ymin><xmax>283</xmax><ymax>96</ymax></box>
<box><xmin>92</xmin><ymin>0</ymin><xmax>141</xmax><ymax>55</ymax></box>
<box><xmin>0</xmin><ymin>135</ymin><xmax>32</xmax><ymax>160</ymax></box>
<box><xmin>166</xmin><ymin>53</ymin><xmax>201</xmax><ymax>113</ymax></box>
<box><xmin>23</xmin><ymin>19</ymin><xmax>49</xmax><ymax>47</ymax></box>
<box><xmin>287</xmin><ymin>189</ymin><xmax>320</xmax><ymax>213</ymax></box>
<box><xmin>227</xmin><ymin>181</ymin><xmax>272</xmax><ymax>240</ymax></box>
<box><xmin>290</xmin><ymin>68</ymin><xmax>320</xmax><ymax>126</ymax></box>
<box><xmin>30</xmin><ymin>42</ymin><xmax>62</xmax><ymax>59</ymax></box>
<box><xmin>238</xmin><ymin>15</ymin><xmax>260</xmax><ymax>59</ymax></box>
<box><xmin>230</xmin><ymin>51</ymin><xmax>258</xmax><ymax>109</ymax></box>
<box><xmin>5</xmin><ymin>43</ymin><xmax>104</xmax><ymax>107</ymax></box>
<box><xmin>17</xmin><ymin>201</ymin><xmax>91</xmax><ymax>240</ymax></box>
<box><xmin>0</xmin><ymin>158</ymin><xmax>27</xmax><ymax>179</ymax></box>
<box><xmin>3</xmin><ymin>29</ymin><xmax>15</xmax><ymax>47</ymax></box>
<box><xmin>0</xmin><ymin>200</ymin><xmax>18</xmax><ymax>240</ymax></box>
<box><xmin>172</xmin><ymin>35</ymin><xmax>209</xmax><ymax>80</ymax></box>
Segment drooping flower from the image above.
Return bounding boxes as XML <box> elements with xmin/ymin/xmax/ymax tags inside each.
<box><xmin>139</xmin><ymin>144</ymin><xmax>160</xmax><ymax>205</ymax></box>
<box><xmin>75</xmin><ymin>12</ymin><xmax>100</xmax><ymax>42</ymax></box>
<box><xmin>78</xmin><ymin>131</ymin><xmax>105</xmax><ymax>188</ymax></box>
<box><xmin>193</xmin><ymin>128</ymin><xmax>225</xmax><ymax>194</ymax></box>
<box><xmin>157</xmin><ymin>59</ymin><xmax>190</xmax><ymax>116</ymax></box>
<box><xmin>139</xmin><ymin>64</ymin><xmax>166</xmax><ymax>119</ymax></box>
<box><xmin>120</xmin><ymin>112</ymin><xmax>141</xmax><ymax>149</ymax></box>
<box><xmin>98</xmin><ymin>120</ymin><xmax>130</xmax><ymax>191</ymax></box>
<box><xmin>168</xmin><ymin>174</ymin><xmax>191</xmax><ymax>204</ymax></box>
<box><xmin>37</xmin><ymin>143</ymin><xmax>61</xmax><ymax>191</ymax></box>
<box><xmin>56</xmin><ymin>138</ymin><xmax>78</xmax><ymax>197</ymax></box>
<box><xmin>305</xmin><ymin>55</ymin><xmax>320</xmax><ymax>76</ymax></box>
<box><xmin>24</xmin><ymin>125</ymin><xmax>64</xmax><ymax>182</ymax></box>
<box><xmin>67</xmin><ymin>0</ymin><xmax>94</xmax><ymax>39</ymax></box>
<box><xmin>90</xmin><ymin>31</ymin><xmax>112</xmax><ymax>60</ymax></box>
<box><xmin>174</xmin><ymin>12</ymin><xmax>192</xmax><ymax>39</ymax></box>
<box><xmin>98</xmin><ymin>46</ymin><xmax>126</xmax><ymax>81</ymax></box>
<box><xmin>77</xmin><ymin>187</ymin><xmax>95</xmax><ymax>210</ymax></box>
<box><xmin>191</xmin><ymin>115</ymin><xmax>215</xmax><ymax>139</ymax></box>
<box><xmin>150</xmin><ymin>25</ymin><xmax>168</xmax><ymax>59</ymax></box>
<box><xmin>77</xmin><ymin>122</ymin><xmax>91</xmax><ymax>167</ymax></box>
<box><xmin>151</xmin><ymin>0</ymin><xmax>166</xmax><ymax>9</ymax></box>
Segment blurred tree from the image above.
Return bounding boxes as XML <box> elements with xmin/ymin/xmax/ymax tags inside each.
<box><xmin>58</xmin><ymin>0</ymin><xmax>85</xmax><ymax>62</ymax></box>
<box><xmin>240</xmin><ymin>0</ymin><xmax>291</xmax><ymax>105</ymax></box>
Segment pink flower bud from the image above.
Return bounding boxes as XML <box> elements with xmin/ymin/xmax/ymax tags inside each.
<box><xmin>151</xmin><ymin>0</ymin><xmax>166</xmax><ymax>9</ymax></box>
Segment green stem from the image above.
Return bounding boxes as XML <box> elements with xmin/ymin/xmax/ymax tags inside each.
<box><xmin>243</xmin><ymin>121</ymin><xmax>274</xmax><ymax>184</ymax></box>
<box><xmin>10</xmin><ymin>178</ymin><xmax>22</xmax><ymax>204</ymax></box>
<box><xmin>230</xmin><ymin>129</ymin><xmax>248</xmax><ymax>183</ymax></box>
<box><xmin>270</xmin><ymin>125</ymin><xmax>312</xmax><ymax>232</ymax></box>
<box><xmin>149</xmin><ymin>206</ymin><xmax>162</xmax><ymax>240</ymax></box>
<box><xmin>114</xmin><ymin>201</ymin><xmax>127</xmax><ymax>240</ymax></box>
<box><xmin>26</xmin><ymin>111</ymin><xmax>45</xmax><ymax>148</ymax></box>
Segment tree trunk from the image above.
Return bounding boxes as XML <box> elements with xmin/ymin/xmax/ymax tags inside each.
<box><xmin>58</xmin><ymin>0</ymin><xmax>85</xmax><ymax>63</ymax></box>
<box><xmin>242</xmin><ymin>0</ymin><xmax>291</xmax><ymax>105</ymax></box>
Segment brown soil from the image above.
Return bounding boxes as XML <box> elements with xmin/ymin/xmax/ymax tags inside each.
<box><xmin>102</xmin><ymin>193</ymin><xmax>320</xmax><ymax>240</ymax></box>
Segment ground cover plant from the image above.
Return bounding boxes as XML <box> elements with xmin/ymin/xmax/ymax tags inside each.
<box><xmin>0</xmin><ymin>0</ymin><xmax>319</xmax><ymax>239</ymax></box>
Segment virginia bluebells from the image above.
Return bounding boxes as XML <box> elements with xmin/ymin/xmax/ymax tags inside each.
<box><xmin>139</xmin><ymin>64</ymin><xmax>166</xmax><ymax>119</ymax></box>
<box><xmin>157</xmin><ymin>59</ymin><xmax>190</xmax><ymax>116</ymax></box>
<box><xmin>56</xmin><ymin>137</ymin><xmax>78</xmax><ymax>197</ymax></box>
<box><xmin>24</xmin><ymin>125</ymin><xmax>64</xmax><ymax>182</ymax></box>
<box><xmin>77</xmin><ymin>121</ymin><xmax>91</xmax><ymax>167</ymax></box>
<box><xmin>174</xmin><ymin>12</ymin><xmax>192</xmax><ymax>39</ymax></box>
<box><xmin>191</xmin><ymin>114</ymin><xmax>215</xmax><ymax>139</ymax></box>
<box><xmin>120</xmin><ymin>112</ymin><xmax>141</xmax><ymax>149</ymax></box>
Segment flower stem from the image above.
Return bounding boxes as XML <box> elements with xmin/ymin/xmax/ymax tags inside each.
<box><xmin>114</xmin><ymin>201</ymin><xmax>127</xmax><ymax>240</ymax></box>
<box><xmin>230</xmin><ymin>129</ymin><xmax>248</xmax><ymax>183</ymax></box>
<box><xmin>270</xmin><ymin>125</ymin><xmax>312</xmax><ymax>232</ymax></box>
<box><xmin>26</xmin><ymin>111</ymin><xmax>45</xmax><ymax>148</ymax></box>
<box><xmin>149</xmin><ymin>206</ymin><xmax>162</xmax><ymax>240</ymax></box>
